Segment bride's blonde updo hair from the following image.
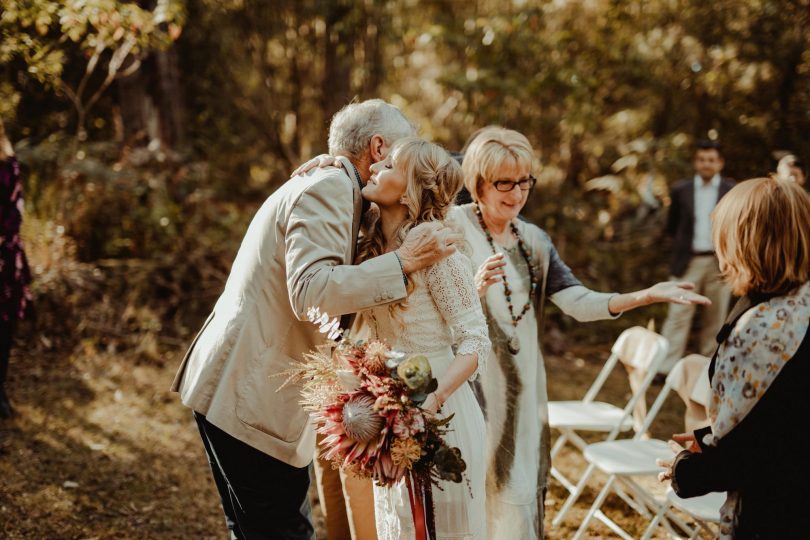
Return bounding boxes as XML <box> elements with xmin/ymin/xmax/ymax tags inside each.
<box><xmin>356</xmin><ymin>137</ymin><xmax>463</xmax><ymax>265</ymax></box>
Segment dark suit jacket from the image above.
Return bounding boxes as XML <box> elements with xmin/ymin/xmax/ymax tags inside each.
<box><xmin>666</xmin><ymin>176</ymin><xmax>735</xmax><ymax>277</ymax></box>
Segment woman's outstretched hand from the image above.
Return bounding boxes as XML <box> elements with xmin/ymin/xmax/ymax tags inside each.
<box><xmin>474</xmin><ymin>253</ymin><xmax>506</xmax><ymax>297</ymax></box>
<box><xmin>291</xmin><ymin>154</ymin><xmax>340</xmax><ymax>177</ymax></box>
<box><xmin>608</xmin><ymin>281</ymin><xmax>711</xmax><ymax>315</ymax></box>
<box><xmin>645</xmin><ymin>281</ymin><xmax>711</xmax><ymax>306</ymax></box>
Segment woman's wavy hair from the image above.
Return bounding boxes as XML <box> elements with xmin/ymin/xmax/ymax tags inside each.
<box><xmin>356</xmin><ymin>137</ymin><xmax>463</xmax><ymax>269</ymax></box>
<box><xmin>712</xmin><ymin>177</ymin><xmax>810</xmax><ymax>296</ymax></box>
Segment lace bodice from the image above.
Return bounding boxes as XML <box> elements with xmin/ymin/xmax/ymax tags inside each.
<box><xmin>359</xmin><ymin>251</ymin><xmax>490</xmax><ymax>379</ymax></box>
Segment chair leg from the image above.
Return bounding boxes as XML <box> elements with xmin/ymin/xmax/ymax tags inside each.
<box><xmin>613</xmin><ymin>482</ymin><xmax>652</xmax><ymax>518</ymax></box>
<box><xmin>612</xmin><ymin>475</ymin><xmax>696</xmax><ymax>540</ymax></box>
<box><xmin>594</xmin><ymin>510</ymin><xmax>635</xmax><ymax>540</ymax></box>
<box><xmin>552</xmin><ymin>461</ymin><xmax>597</xmax><ymax>527</ymax></box>
<box><xmin>550</xmin><ymin>432</ymin><xmax>568</xmax><ymax>459</ymax></box>
<box><xmin>663</xmin><ymin>505</ymin><xmax>701</xmax><ymax>537</ymax></box>
<box><xmin>572</xmin><ymin>475</ymin><xmax>619</xmax><ymax>540</ymax></box>
<box><xmin>639</xmin><ymin>501</ymin><xmax>668</xmax><ymax>540</ymax></box>
<box><xmin>550</xmin><ymin>465</ymin><xmax>577</xmax><ymax>494</ymax></box>
<box><xmin>567</xmin><ymin>430</ymin><xmax>593</xmax><ymax>452</ymax></box>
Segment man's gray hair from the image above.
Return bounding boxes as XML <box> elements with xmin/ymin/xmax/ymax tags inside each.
<box><xmin>328</xmin><ymin>99</ymin><xmax>417</xmax><ymax>158</ymax></box>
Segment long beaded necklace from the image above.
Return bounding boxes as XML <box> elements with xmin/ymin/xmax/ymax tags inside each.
<box><xmin>474</xmin><ymin>203</ymin><xmax>539</xmax><ymax>354</ymax></box>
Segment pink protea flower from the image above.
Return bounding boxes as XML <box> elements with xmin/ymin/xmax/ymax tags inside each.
<box><xmin>342</xmin><ymin>394</ymin><xmax>385</xmax><ymax>442</ymax></box>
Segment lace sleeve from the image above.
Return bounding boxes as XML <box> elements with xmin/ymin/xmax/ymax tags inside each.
<box><xmin>426</xmin><ymin>251</ymin><xmax>491</xmax><ymax>380</ymax></box>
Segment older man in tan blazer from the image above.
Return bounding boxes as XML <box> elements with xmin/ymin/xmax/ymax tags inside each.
<box><xmin>172</xmin><ymin>99</ymin><xmax>459</xmax><ymax>539</ymax></box>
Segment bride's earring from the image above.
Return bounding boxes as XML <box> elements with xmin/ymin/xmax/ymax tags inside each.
<box><xmin>399</xmin><ymin>196</ymin><xmax>408</xmax><ymax>205</ymax></box>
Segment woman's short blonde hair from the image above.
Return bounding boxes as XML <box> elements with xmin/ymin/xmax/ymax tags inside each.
<box><xmin>712</xmin><ymin>177</ymin><xmax>810</xmax><ymax>296</ymax></box>
<box><xmin>461</xmin><ymin>126</ymin><xmax>534</xmax><ymax>201</ymax></box>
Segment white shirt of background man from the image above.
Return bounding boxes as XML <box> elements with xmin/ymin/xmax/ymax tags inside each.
<box><xmin>692</xmin><ymin>174</ymin><xmax>720</xmax><ymax>253</ymax></box>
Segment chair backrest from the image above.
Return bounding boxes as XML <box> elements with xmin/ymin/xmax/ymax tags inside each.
<box><xmin>617</xmin><ymin>327</ymin><xmax>670</xmax><ymax>433</ymax></box>
<box><xmin>614</xmin><ymin>326</ymin><xmax>669</xmax><ymax>372</ymax></box>
<box><xmin>667</xmin><ymin>354</ymin><xmax>711</xmax><ymax>432</ymax></box>
<box><xmin>581</xmin><ymin>326</ymin><xmax>669</xmax><ymax>438</ymax></box>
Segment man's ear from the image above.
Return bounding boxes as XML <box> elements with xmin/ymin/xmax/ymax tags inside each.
<box><xmin>369</xmin><ymin>134</ymin><xmax>387</xmax><ymax>162</ymax></box>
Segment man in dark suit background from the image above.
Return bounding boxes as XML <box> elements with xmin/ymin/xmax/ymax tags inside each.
<box><xmin>658</xmin><ymin>140</ymin><xmax>735</xmax><ymax>374</ymax></box>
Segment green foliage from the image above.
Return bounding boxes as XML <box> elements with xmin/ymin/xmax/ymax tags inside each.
<box><xmin>3</xmin><ymin>0</ymin><xmax>809</xmax><ymax>353</ymax></box>
<box><xmin>1</xmin><ymin>0</ymin><xmax>184</xmax><ymax>136</ymax></box>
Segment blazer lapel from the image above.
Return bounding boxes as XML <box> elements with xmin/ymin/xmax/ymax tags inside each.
<box><xmin>335</xmin><ymin>156</ymin><xmax>363</xmax><ymax>333</ymax></box>
<box><xmin>679</xmin><ymin>179</ymin><xmax>695</xmax><ymax>233</ymax></box>
<box><xmin>683</xmin><ymin>180</ymin><xmax>695</xmax><ymax>220</ymax></box>
<box><xmin>718</xmin><ymin>177</ymin><xmax>733</xmax><ymax>200</ymax></box>
<box><xmin>336</xmin><ymin>156</ymin><xmax>363</xmax><ymax>263</ymax></box>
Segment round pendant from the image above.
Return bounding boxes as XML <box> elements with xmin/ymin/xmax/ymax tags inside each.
<box><xmin>507</xmin><ymin>334</ymin><xmax>521</xmax><ymax>355</ymax></box>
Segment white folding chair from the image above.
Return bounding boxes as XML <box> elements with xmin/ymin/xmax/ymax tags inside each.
<box><xmin>549</xmin><ymin>326</ymin><xmax>668</xmax><ymax>529</ymax></box>
<box><xmin>572</xmin><ymin>358</ymin><xmax>703</xmax><ymax>540</ymax></box>
<box><xmin>641</xmin><ymin>357</ymin><xmax>724</xmax><ymax>540</ymax></box>
<box><xmin>642</xmin><ymin>488</ymin><xmax>724</xmax><ymax>539</ymax></box>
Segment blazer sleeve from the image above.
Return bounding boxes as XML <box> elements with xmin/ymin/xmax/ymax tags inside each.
<box><xmin>285</xmin><ymin>173</ymin><xmax>407</xmax><ymax>320</ymax></box>
<box><xmin>666</xmin><ymin>184</ymin><xmax>681</xmax><ymax>237</ymax></box>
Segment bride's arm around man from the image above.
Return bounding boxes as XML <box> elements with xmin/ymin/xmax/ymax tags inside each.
<box><xmin>171</xmin><ymin>99</ymin><xmax>459</xmax><ymax>540</ymax></box>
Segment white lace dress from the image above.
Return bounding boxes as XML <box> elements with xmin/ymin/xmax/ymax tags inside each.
<box><xmin>355</xmin><ymin>251</ymin><xmax>490</xmax><ymax>540</ymax></box>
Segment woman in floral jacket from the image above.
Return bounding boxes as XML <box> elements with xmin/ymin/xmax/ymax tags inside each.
<box><xmin>0</xmin><ymin>119</ymin><xmax>32</xmax><ymax>418</ymax></box>
<box><xmin>660</xmin><ymin>177</ymin><xmax>810</xmax><ymax>538</ymax></box>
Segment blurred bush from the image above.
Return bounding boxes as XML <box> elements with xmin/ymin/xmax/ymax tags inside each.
<box><xmin>18</xmin><ymin>139</ymin><xmax>256</xmax><ymax>362</ymax></box>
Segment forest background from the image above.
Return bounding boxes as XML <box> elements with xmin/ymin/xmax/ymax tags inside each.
<box><xmin>0</xmin><ymin>0</ymin><xmax>808</xmax><ymax>536</ymax></box>
<box><xmin>3</xmin><ymin>0</ymin><xmax>809</xmax><ymax>356</ymax></box>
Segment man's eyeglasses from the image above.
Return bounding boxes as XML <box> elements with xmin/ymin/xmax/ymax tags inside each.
<box><xmin>492</xmin><ymin>175</ymin><xmax>536</xmax><ymax>193</ymax></box>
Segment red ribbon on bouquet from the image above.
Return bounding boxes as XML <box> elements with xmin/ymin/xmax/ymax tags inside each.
<box><xmin>405</xmin><ymin>472</ymin><xmax>435</xmax><ymax>540</ymax></box>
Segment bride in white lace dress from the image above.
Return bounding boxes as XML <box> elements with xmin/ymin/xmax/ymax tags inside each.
<box><xmin>353</xmin><ymin>137</ymin><xmax>490</xmax><ymax>540</ymax></box>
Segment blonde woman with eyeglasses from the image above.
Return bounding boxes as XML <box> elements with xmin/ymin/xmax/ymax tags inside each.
<box><xmin>451</xmin><ymin>126</ymin><xmax>710</xmax><ymax>538</ymax></box>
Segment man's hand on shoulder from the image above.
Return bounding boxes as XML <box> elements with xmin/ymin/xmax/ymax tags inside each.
<box><xmin>395</xmin><ymin>222</ymin><xmax>462</xmax><ymax>274</ymax></box>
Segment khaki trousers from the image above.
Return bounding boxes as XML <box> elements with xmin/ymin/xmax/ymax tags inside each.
<box><xmin>659</xmin><ymin>254</ymin><xmax>731</xmax><ymax>374</ymax></box>
<box><xmin>313</xmin><ymin>435</ymin><xmax>378</xmax><ymax>540</ymax></box>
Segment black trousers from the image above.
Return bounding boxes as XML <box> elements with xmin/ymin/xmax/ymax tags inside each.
<box><xmin>194</xmin><ymin>412</ymin><xmax>314</xmax><ymax>540</ymax></box>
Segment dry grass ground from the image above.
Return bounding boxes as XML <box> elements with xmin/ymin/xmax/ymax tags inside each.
<box><xmin>0</xmin><ymin>340</ymin><xmax>697</xmax><ymax>539</ymax></box>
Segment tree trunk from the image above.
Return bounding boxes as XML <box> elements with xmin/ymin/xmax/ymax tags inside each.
<box><xmin>362</xmin><ymin>3</ymin><xmax>384</xmax><ymax>98</ymax></box>
<box><xmin>155</xmin><ymin>46</ymin><xmax>187</xmax><ymax>150</ymax></box>
<box><xmin>322</xmin><ymin>2</ymin><xmax>355</xmax><ymax>123</ymax></box>
<box><xmin>774</xmin><ymin>37</ymin><xmax>806</xmax><ymax>149</ymax></box>
<box><xmin>116</xmin><ymin>68</ymin><xmax>149</xmax><ymax>144</ymax></box>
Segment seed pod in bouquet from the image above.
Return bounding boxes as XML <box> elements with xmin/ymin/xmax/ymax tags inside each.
<box><xmin>342</xmin><ymin>394</ymin><xmax>385</xmax><ymax>443</ymax></box>
<box><xmin>433</xmin><ymin>445</ymin><xmax>466</xmax><ymax>483</ymax></box>
<box><xmin>396</xmin><ymin>355</ymin><xmax>433</xmax><ymax>392</ymax></box>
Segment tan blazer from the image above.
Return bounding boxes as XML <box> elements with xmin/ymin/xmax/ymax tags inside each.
<box><xmin>171</xmin><ymin>158</ymin><xmax>407</xmax><ymax>467</ymax></box>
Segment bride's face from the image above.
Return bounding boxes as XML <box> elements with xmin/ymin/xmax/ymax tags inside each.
<box><xmin>363</xmin><ymin>154</ymin><xmax>408</xmax><ymax>208</ymax></box>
